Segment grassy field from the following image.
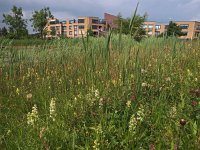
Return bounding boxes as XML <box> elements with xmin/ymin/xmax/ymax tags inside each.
<box><xmin>0</xmin><ymin>35</ymin><xmax>200</xmax><ymax>149</ymax></box>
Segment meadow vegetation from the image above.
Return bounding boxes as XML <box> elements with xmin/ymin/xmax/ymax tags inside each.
<box><xmin>0</xmin><ymin>35</ymin><xmax>200</xmax><ymax>149</ymax></box>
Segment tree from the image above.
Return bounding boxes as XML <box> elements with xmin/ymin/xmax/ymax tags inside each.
<box><xmin>114</xmin><ymin>14</ymin><xmax>147</xmax><ymax>41</ymax></box>
<box><xmin>166</xmin><ymin>21</ymin><xmax>183</xmax><ymax>37</ymax></box>
<box><xmin>30</xmin><ymin>7</ymin><xmax>53</xmax><ymax>38</ymax></box>
<box><xmin>50</xmin><ymin>27</ymin><xmax>56</xmax><ymax>37</ymax></box>
<box><xmin>1</xmin><ymin>27</ymin><xmax>8</xmax><ymax>37</ymax></box>
<box><xmin>3</xmin><ymin>5</ymin><xmax>28</xmax><ymax>39</ymax></box>
<box><xmin>87</xmin><ymin>28</ymin><xmax>94</xmax><ymax>36</ymax></box>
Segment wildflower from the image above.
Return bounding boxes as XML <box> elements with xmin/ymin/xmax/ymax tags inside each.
<box><xmin>111</xmin><ymin>79</ymin><xmax>117</xmax><ymax>86</ymax></box>
<box><xmin>99</xmin><ymin>98</ymin><xmax>103</xmax><ymax>109</ymax></box>
<box><xmin>190</xmin><ymin>89</ymin><xmax>200</xmax><ymax>97</ymax></box>
<box><xmin>149</xmin><ymin>144</ymin><xmax>156</xmax><ymax>150</ymax></box>
<box><xmin>16</xmin><ymin>88</ymin><xmax>20</xmax><ymax>95</ymax></box>
<box><xmin>136</xmin><ymin>105</ymin><xmax>145</xmax><ymax>121</ymax></box>
<box><xmin>77</xmin><ymin>79</ymin><xmax>81</xmax><ymax>85</ymax></box>
<box><xmin>131</xmin><ymin>95</ymin><xmax>136</xmax><ymax>101</ymax></box>
<box><xmin>6</xmin><ymin>130</ymin><xmax>11</xmax><ymax>136</ymax></box>
<box><xmin>130</xmin><ymin>74</ymin><xmax>134</xmax><ymax>79</ymax></box>
<box><xmin>126</xmin><ymin>100</ymin><xmax>131</xmax><ymax>108</ymax></box>
<box><xmin>180</xmin><ymin>119</ymin><xmax>186</xmax><ymax>126</ymax></box>
<box><xmin>187</xmin><ymin>69</ymin><xmax>193</xmax><ymax>77</ymax></box>
<box><xmin>86</xmin><ymin>88</ymin><xmax>100</xmax><ymax>106</ymax></box>
<box><xmin>148</xmin><ymin>63</ymin><xmax>152</xmax><ymax>67</ymax></box>
<box><xmin>165</xmin><ymin>77</ymin><xmax>171</xmax><ymax>82</ymax></box>
<box><xmin>96</xmin><ymin>124</ymin><xmax>103</xmax><ymax>135</ymax></box>
<box><xmin>169</xmin><ymin>106</ymin><xmax>177</xmax><ymax>118</ymax></box>
<box><xmin>27</xmin><ymin>104</ymin><xmax>38</xmax><ymax>126</ymax></box>
<box><xmin>93</xmin><ymin>139</ymin><xmax>100</xmax><ymax>150</ymax></box>
<box><xmin>192</xmin><ymin>101</ymin><xmax>198</xmax><ymax>107</ymax></box>
<box><xmin>50</xmin><ymin>98</ymin><xmax>56</xmax><ymax>121</ymax></box>
<box><xmin>92</xmin><ymin>124</ymin><xmax>102</xmax><ymax>150</ymax></box>
<box><xmin>129</xmin><ymin>114</ymin><xmax>137</xmax><ymax>134</ymax></box>
<box><xmin>26</xmin><ymin>93</ymin><xmax>32</xmax><ymax>100</ymax></box>
<box><xmin>74</xmin><ymin>97</ymin><xmax>77</xmax><ymax>102</ymax></box>
<box><xmin>129</xmin><ymin>105</ymin><xmax>145</xmax><ymax>133</ymax></box>
<box><xmin>95</xmin><ymin>89</ymin><xmax>100</xmax><ymax>99</ymax></box>
<box><xmin>141</xmin><ymin>69</ymin><xmax>147</xmax><ymax>74</ymax></box>
<box><xmin>141</xmin><ymin>82</ymin><xmax>148</xmax><ymax>87</ymax></box>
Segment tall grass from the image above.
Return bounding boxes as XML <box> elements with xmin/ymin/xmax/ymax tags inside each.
<box><xmin>0</xmin><ymin>36</ymin><xmax>200</xmax><ymax>149</ymax></box>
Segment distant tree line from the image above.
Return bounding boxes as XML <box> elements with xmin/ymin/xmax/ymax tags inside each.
<box><xmin>1</xmin><ymin>5</ymin><xmax>52</xmax><ymax>39</ymax></box>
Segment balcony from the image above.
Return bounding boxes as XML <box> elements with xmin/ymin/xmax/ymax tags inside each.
<box><xmin>196</xmin><ymin>25</ymin><xmax>200</xmax><ymax>30</ymax></box>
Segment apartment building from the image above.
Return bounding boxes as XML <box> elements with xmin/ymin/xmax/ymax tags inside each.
<box><xmin>143</xmin><ymin>21</ymin><xmax>200</xmax><ymax>39</ymax></box>
<box><xmin>143</xmin><ymin>21</ymin><xmax>167</xmax><ymax>36</ymax></box>
<box><xmin>175</xmin><ymin>21</ymin><xmax>200</xmax><ymax>39</ymax></box>
<box><xmin>44</xmin><ymin>16</ymin><xmax>106</xmax><ymax>38</ymax></box>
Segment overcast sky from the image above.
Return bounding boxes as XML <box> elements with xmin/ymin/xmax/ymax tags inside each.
<box><xmin>0</xmin><ymin>0</ymin><xmax>200</xmax><ymax>33</ymax></box>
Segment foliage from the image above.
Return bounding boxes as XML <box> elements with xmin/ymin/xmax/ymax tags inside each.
<box><xmin>50</xmin><ymin>27</ymin><xmax>56</xmax><ymax>37</ymax></box>
<box><xmin>0</xmin><ymin>36</ymin><xmax>200</xmax><ymax>149</ymax></box>
<box><xmin>115</xmin><ymin>15</ymin><xmax>146</xmax><ymax>41</ymax></box>
<box><xmin>166</xmin><ymin>21</ymin><xmax>183</xmax><ymax>37</ymax></box>
<box><xmin>87</xmin><ymin>28</ymin><xmax>95</xmax><ymax>37</ymax></box>
<box><xmin>30</xmin><ymin>7</ymin><xmax>53</xmax><ymax>38</ymax></box>
<box><xmin>114</xmin><ymin>3</ymin><xmax>147</xmax><ymax>42</ymax></box>
<box><xmin>0</xmin><ymin>27</ymin><xmax>8</xmax><ymax>37</ymax></box>
<box><xmin>2</xmin><ymin>5</ymin><xmax>28</xmax><ymax>39</ymax></box>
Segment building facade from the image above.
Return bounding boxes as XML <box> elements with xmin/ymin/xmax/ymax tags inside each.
<box><xmin>44</xmin><ymin>16</ymin><xmax>107</xmax><ymax>38</ymax></box>
<box><xmin>104</xmin><ymin>13</ymin><xmax>118</xmax><ymax>29</ymax></box>
<box><xmin>44</xmin><ymin>13</ymin><xmax>200</xmax><ymax>39</ymax></box>
<box><xmin>143</xmin><ymin>21</ymin><xmax>200</xmax><ymax>39</ymax></box>
<box><xmin>175</xmin><ymin>21</ymin><xmax>200</xmax><ymax>39</ymax></box>
<box><xmin>143</xmin><ymin>21</ymin><xmax>166</xmax><ymax>36</ymax></box>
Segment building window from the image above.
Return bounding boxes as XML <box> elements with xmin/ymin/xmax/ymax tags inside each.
<box><xmin>61</xmin><ymin>21</ymin><xmax>66</xmax><ymax>24</ymax></box>
<box><xmin>155</xmin><ymin>25</ymin><xmax>161</xmax><ymax>30</ymax></box>
<box><xmin>93</xmin><ymin>31</ymin><xmax>98</xmax><ymax>35</ymax></box>
<box><xmin>179</xmin><ymin>24</ymin><xmax>189</xmax><ymax>29</ymax></box>
<box><xmin>142</xmin><ymin>24</ymin><xmax>147</xmax><ymax>28</ymax></box>
<box><xmin>69</xmin><ymin>20</ymin><xmax>75</xmax><ymax>24</ymax></box>
<box><xmin>195</xmin><ymin>32</ymin><xmax>200</xmax><ymax>37</ymax></box>
<box><xmin>74</xmin><ymin>31</ymin><xmax>77</xmax><ymax>36</ymax></box>
<box><xmin>92</xmin><ymin>25</ymin><xmax>98</xmax><ymax>29</ymax></box>
<box><xmin>78</xmin><ymin>19</ymin><xmax>85</xmax><ymax>23</ymax></box>
<box><xmin>182</xmin><ymin>32</ymin><xmax>188</xmax><ymax>36</ymax></box>
<box><xmin>79</xmin><ymin>25</ymin><xmax>84</xmax><ymax>29</ymax></box>
<box><xmin>62</xmin><ymin>26</ymin><xmax>67</xmax><ymax>30</ymax></box>
<box><xmin>155</xmin><ymin>31</ymin><xmax>160</xmax><ymax>36</ymax></box>
<box><xmin>92</xmin><ymin>19</ymin><xmax>99</xmax><ymax>24</ymax></box>
<box><xmin>56</xmin><ymin>26</ymin><xmax>60</xmax><ymax>30</ymax></box>
<box><xmin>79</xmin><ymin>30</ymin><xmax>85</xmax><ymax>35</ymax></box>
<box><xmin>148</xmin><ymin>24</ymin><xmax>154</xmax><ymax>28</ymax></box>
<box><xmin>69</xmin><ymin>26</ymin><xmax>72</xmax><ymax>30</ymax></box>
<box><xmin>50</xmin><ymin>27</ymin><xmax>56</xmax><ymax>31</ymax></box>
<box><xmin>69</xmin><ymin>31</ymin><xmax>72</xmax><ymax>35</ymax></box>
<box><xmin>50</xmin><ymin>20</ymin><xmax>59</xmax><ymax>24</ymax></box>
<box><xmin>196</xmin><ymin>25</ymin><xmax>200</xmax><ymax>30</ymax></box>
<box><xmin>74</xmin><ymin>25</ymin><xmax>77</xmax><ymax>29</ymax></box>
